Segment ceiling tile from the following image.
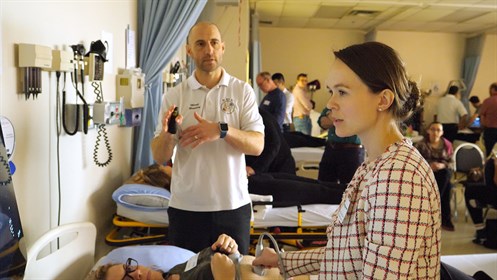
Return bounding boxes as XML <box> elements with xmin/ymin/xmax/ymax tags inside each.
<box><xmin>255</xmin><ymin>2</ymin><xmax>283</xmax><ymax>17</ymax></box>
<box><xmin>463</xmin><ymin>11</ymin><xmax>497</xmax><ymax>24</ymax></box>
<box><xmin>439</xmin><ymin>10</ymin><xmax>490</xmax><ymax>22</ymax></box>
<box><xmin>278</xmin><ymin>17</ymin><xmax>309</xmax><ymax>27</ymax></box>
<box><xmin>250</xmin><ymin>0</ymin><xmax>497</xmax><ymax>34</ymax></box>
<box><xmin>378</xmin><ymin>20</ymin><xmax>424</xmax><ymax>31</ymax></box>
<box><xmin>282</xmin><ymin>3</ymin><xmax>319</xmax><ymax>17</ymax></box>
<box><xmin>403</xmin><ymin>9</ymin><xmax>457</xmax><ymax>21</ymax></box>
<box><xmin>314</xmin><ymin>5</ymin><xmax>351</xmax><ymax>19</ymax></box>
<box><xmin>307</xmin><ymin>18</ymin><xmax>340</xmax><ymax>29</ymax></box>
<box><xmin>389</xmin><ymin>7</ymin><xmax>424</xmax><ymax>21</ymax></box>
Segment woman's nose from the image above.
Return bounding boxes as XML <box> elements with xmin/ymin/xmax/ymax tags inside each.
<box><xmin>326</xmin><ymin>95</ymin><xmax>337</xmax><ymax>110</ymax></box>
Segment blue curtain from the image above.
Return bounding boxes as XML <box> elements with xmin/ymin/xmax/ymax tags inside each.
<box><xmin>133</xmin><ymin>0</ymin><xmax>207</xmax><ymax>172</ymax></box>
<box><xmin>461</xmin><ymin>34</ymin><xmax>485</xmax><ymax>111</ymax></box>
<box><xmin>250</xmin><ymin>12</ymin><xmax>262</xmax><ymax>101</ymax></box>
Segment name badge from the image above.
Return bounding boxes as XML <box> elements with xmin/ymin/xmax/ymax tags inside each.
<box><xmin>184</xmin><ymin>253</ymin><xmax>199</xmax><ymax>272</ymax></box>
<box><xmin>263</xmin><ymin>100</ymin><xmax>271</xmax><ymax>105</ymax></box>
<box><xmin>338</xmin><ymin>198</ymin><xmax>350</xmax><ymax>223</ymax></box>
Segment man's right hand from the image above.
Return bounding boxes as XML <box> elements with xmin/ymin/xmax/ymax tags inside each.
<box><xmin>161</xmin><ymin>104</ymin><xmax>183</xmax><ymax>135</ymax></box>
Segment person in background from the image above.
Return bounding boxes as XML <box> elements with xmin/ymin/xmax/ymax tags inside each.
<box><xmin>464</xmin><ymin>151</ymin><xmax>497</xmax><ymax>245</ymax></box>
<box><xmin>480</xmin><ymin>82</ymin><xmax>497</xmax><ymax>156</ymax></box>
<box><xmin>292</xmin><ymin>73</ymin><xmax>313</xmax><ymax>135</ymax></box>
<box><xmin>256</xmin><ymin>71</ymin><xmax>286</xmax><ymax>131</ymax></box>
<box><xmin>435</xmin><ymin>85</ymin><xmax>468</xmax><ymax>142</ymax></box>
<box><xmin>272</xmin><ymin>72</ymin><xmax>294</xmax><ymax>133</ymax></box>
<box><xmin>245</xmin><ymin>107</ymin><xmax>295</xmax><ymax>176</ymax></box>
<box><xmin>317</xmin><ymin>106</ymin><xmax>364</xmax><ymax>184</ymax></box>
<box><xmin>467</xmin><ymin>95</ymin><xmax>481</xmax><ymax>129</ymax></box>
<box><xmin>124</xmin><ymin>164</ymin><xmax>172</xmax><ymax>191</ymax></box>
<box><xmin>253</xmin><ymin>41</ymin><xmax>440</xmax><ymax>279</ymax></box>
<box><xmin>150</xmin><ymin>22</ymin><xmax>264</xmax><ymax>254</ymax></box>
<box><xmin>415</xmin><ymin>122</ymin><xmax>455</xmax><ymax>231</ymax></box>
<box><xmin>87</xmin><ymin>234</ymin><xmax>240</xmax><ymax>280</ymax></box>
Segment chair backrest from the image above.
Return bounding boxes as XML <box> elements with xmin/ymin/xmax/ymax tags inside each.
<box><xmin>23</xmin><ymin>222</ymin><xmax>96</xmax><ymax>280</ymax></box>
<box><xmin>452</xmin><ymin>143</ymin><xmax>485</xmax><ymax>174</ymax></box>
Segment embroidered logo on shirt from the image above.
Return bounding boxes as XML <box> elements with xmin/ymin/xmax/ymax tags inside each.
<box><xmin>221</xmin><ymin>98</ymin><xmax>235</xmax><ymax>114</ymax></box>
<box><xmin>189</xmin><ymin>103</ymin><xmax>201</xmax><ymax>110</ymax></box>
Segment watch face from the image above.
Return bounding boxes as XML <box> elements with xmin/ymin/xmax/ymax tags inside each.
<box><xmin>220</xmin><ymin>123</ymin><xmax>228</xmax><ymax>131</ymax></box>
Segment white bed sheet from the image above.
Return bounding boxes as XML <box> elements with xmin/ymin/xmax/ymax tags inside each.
<box><xmin>117</xmin><ymin>204</ymin><xmax>169</xmax><ymax>225</ymax></box>
<box><xmin>116</xmin><ymin>203</ymin><xmax>338</xmax><ymax>228</ymax></box>
<box><xmin>291</xmin><ymin>147</ymin><xmax>325</xmax><ymax>162</ymax></box>
<box><xmin>441</xmin><ymin>253</ymin><xmax>497</xmax><ymax>279</ymax></box>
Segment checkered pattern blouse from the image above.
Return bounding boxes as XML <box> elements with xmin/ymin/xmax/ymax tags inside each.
<box><xmin>280</xmin><ymin>139</ymin><xmax>441</xmax><ymax>279</ymax></box>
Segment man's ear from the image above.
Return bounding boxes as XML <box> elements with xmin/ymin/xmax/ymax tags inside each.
<box><xmin>378</xmin><ymin>89</ymin><xmax>395</xmax><ymax>111</ymax></box>
<box><xmin>186</xmin><ymin>44</ymin><xmax>192</xmax><ymax>57</ymax></box>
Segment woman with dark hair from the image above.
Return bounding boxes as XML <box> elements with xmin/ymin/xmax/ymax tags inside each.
<box><xmin>253</xmin><ymin>41</ymin><xmax>441</xmax><ymax>279</ymax></box>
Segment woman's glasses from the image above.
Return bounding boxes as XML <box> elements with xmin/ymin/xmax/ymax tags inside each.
<box><xmin>122</xmin><ymin>258</ymin><xmax>138</xmax><ymax>280</ymax></box>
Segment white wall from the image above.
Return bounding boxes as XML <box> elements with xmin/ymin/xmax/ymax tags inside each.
<box><xmin>199</xmin><ymin>0</ymin><xmax>250</xmax><ymax>81</ymax></box>
<box><xmin>259</xmin><ymin>28</ymin><xmax>497</xmax><ymax>130</ymax></box>
<box><xmin>1</xmin><ymin>0</ymin><xmax>136</xmax><ymax>258</ymax></box>
<box><xmin>259</xmin><ymin>27</ymin><xmax>365</xmax><ymax>112</ymax></box>
<box><xmin>376</xmin><ymin>31</ymin><xmax>466</xmax><ymax>127</ymax></box>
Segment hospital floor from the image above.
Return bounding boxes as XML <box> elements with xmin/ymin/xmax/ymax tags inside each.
<box><xmin>441</xmin><ymin>187</ymin><xmax>496</xmax><ymax>255</ymax></box>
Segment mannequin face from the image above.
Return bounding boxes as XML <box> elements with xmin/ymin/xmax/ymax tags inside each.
<box><xmin>105</xmin><ymin>264</ymin><xmax>164</xmax><ymax>280</ymax></box>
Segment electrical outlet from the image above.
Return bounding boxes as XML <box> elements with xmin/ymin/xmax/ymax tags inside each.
<box><xmin>120</xmin><ymin>108</ymin><xmax>142</xmax><ymax>127</ymax></box>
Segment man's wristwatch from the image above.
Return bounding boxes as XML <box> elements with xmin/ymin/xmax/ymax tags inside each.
<box><xmin>219</xmin><ymin>122</ymin><xmax>228</xmax><ymax>139</ymax></box>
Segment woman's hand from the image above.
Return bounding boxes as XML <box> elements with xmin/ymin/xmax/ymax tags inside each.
<box><xmin>430</xmin><ymin>161</ymin><xmax>445</xmax><ymax>171</ymax></box>
<box><xmin>252</xmin><ymin>247</ymin><xmax>280</xmax><ymax>269</ymax></box>
<box><xmin>211</xmin><ymin>234</ymin><xmax>239</xmax><ymax>255</ymax></box>
<box><xmin>211</xmin><ymin>253</ymin><xmax>236</xmax><ymax>280</ymax></box>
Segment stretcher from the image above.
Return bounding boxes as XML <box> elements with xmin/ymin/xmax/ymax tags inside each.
<box><xmin>105</xmin><ymin>184</ymin><xmax>338</xmax><ymax>248</ymax></box>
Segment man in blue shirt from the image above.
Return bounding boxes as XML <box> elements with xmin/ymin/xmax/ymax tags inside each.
<box><xmin>256</xmin><ymin>72</ymin><xmax>286</xmax><ymax>132</ymax></box>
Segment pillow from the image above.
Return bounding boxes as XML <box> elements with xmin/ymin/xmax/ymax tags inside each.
<box><xmin>112</xmin><ymin>184</ymin><xmax>171</xmax><ymax>211</ymax></box>
<box><xmin>91</xmin><ymin>245</ymin><xmax>194</xmax><ymax>273</ymax></box>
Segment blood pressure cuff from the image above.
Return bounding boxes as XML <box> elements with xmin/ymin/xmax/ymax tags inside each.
<box><xmin>166</xmin><ymin>247</ymin><xmax>241</xmax><ymax>280</ymax></box>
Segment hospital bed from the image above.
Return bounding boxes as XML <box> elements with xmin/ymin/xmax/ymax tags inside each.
<box><xmin>105</xmin><ymin>184</ymin><xmax>338</xmax><ymax>248</ymax></box>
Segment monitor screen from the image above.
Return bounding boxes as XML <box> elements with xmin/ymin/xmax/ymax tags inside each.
<box><xmin>0</xmin><ymin>129</ymin><xmax>26</xmax><ymax>277</ymax></box>
<box><xmin>469</xmin><ymin>116</ymin><xmax>481</xmax><ymax>129</ymax></box>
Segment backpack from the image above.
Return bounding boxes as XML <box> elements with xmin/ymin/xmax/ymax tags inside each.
<box><xmin>467</xmin><ymin>167</ymin><xmax>484</xmax><ymax>183</ymax></box>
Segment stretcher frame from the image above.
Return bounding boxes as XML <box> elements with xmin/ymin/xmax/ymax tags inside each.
<box><xmin>105</xmin><ymin>203</ymin><xmax>329</xmax><ymax>248</ymax></box>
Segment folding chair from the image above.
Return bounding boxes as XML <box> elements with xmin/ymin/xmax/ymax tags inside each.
<box><xmin>451</xmin><ymin>143</ymin><xmax>485</xmax><ymax>220</ymax></box>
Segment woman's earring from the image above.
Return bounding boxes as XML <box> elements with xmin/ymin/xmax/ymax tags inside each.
<box><xmin>378</xmin><ymin>107</ymin><xmax>383</xmax><ymax>112</ymax></box>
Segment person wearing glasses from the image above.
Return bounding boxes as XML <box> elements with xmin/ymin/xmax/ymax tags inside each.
<box><xmin>414</xmin><ymin>122</ymin><xmax>455</xmax><ymax>231</ymax></box>
<box><xmin>256</xmin><ymin>71</ymin><xmax>286</xmax><ymax>132</ymax></box>
<box><xmin>87</xmin><ymin>234</ymin><xmax>240</xmax><ymax>280</ymax></box>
